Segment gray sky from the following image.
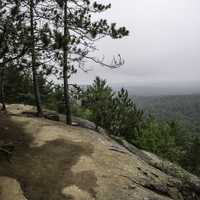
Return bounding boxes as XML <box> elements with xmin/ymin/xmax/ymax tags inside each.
<box><xmin>71</xmin><ymin>0</ymin><xmax>200</xmax><ymax>85</ymax></box>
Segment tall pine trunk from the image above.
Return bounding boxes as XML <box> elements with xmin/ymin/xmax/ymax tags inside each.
<box><xmin>0</xmin><ymin>68</ymin><xmax>6</xmax><ymax>111</ymax></box>
<box><xmin>63</xmin><ymin>0</ymin><xmax>72</xmax><ymax>125</ymax></box>
<box><xmin>30</xmin><ymin>0</ymin><xmax>43</xmax><ymax>116</ymax></box>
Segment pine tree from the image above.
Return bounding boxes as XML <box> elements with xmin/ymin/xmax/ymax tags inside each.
<box><xmin>52</xmin><ymin>0</ymin><xmax>129</xmax><ymax>125</ymax></box>
<box><xmin>18</xmin><ymin>0</ymin><xmax>53</xmax><ymax>116</ymax></box>
<box><xmin>0</xmin><ymin>0</ymin><xmax>28</xmax><ymax>111</ymax></box>
<box><xmin>110</xmin><ymin>88</ymin><xmax>144</xmax><ymax>140</ymax></box>
<box><xmin>63</xmin><ymin>0</ymin><xmax>72</xmax><ymax>124</ymax></box>
<box><xmin>83</xmin><ymin>77</ymin><xmax>114</xmax><ymax>129</ymax></box>
<box><xmin>29</xmin><ymin>0</ymin><xmax>43</xmax><ymax>116</ymax></box>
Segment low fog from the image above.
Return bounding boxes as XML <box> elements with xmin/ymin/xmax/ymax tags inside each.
<box><xmin>70</xmin><ymin>0</ymin><xmax>200</xmax><ymax>94</ymax></box>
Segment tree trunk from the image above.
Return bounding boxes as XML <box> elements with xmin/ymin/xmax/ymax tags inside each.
<box><xmin>30</xmin><ymin>0</ymin><xmax>43</xmax><ymax>117</ymax></box>
<box><xmin>0</xmin><ymin>68</ymin><xmax>6</xmax><ymax>111</ymax></box>
<box><xmin>63</xmin><ymin>0</ymin><xmax>72</xmax><ymax>125</ymax></box>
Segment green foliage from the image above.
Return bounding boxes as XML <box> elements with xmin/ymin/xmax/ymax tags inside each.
<box><xmin>135</xmin><ymin>95</ymin><xmax>200</xmax><ymax>135</ymax></box>
<box><xmin>182</xmin><ymin>136</ymin><xmax>200</xmax><ymax>175</ymax></box>
<box><xmin>51</xmin><ymin>0</ymin><xmax>129</xmax><ymax>124</ymax></box>
<box><xmin>77</xmin><ymin>78</ymin><xmax>200</xmax><ymax>177</ymax></box>
<box><xmin>72</xmin><ymin>106</ymin><xmax>92</xmax><ymax>120</ymax></box>
<box><xmin>0</xmin><ymin>0</ymin><xmax>199</xmax><ymax>178</ymax></box>
<box><xmin>134</xmin><ymin>95</ymin><xmax>200</xmax><ymax>176</ymax></box>
<box><xmin>3</xmin><ymin>65</ymin><xmax>54</xmax><ymax>106</ymax></box>
<box><xmin>52</xmin><ymin>0</ymin><xmax>129</xmax><ymax>75</ymax></box>
<box><xmin>135</xmin><ymin>117</ymin><xmax>184</xmax><ymax>162</ymax></box>
<box><xmin>82</xmin><ymin>77</ymin><xmax>114</xmax><ymax>129</ymax></box>
<box><xmin>4</xmin><ymin>66</ymin><xmax>33</xmax><ymax>104</ymax></box>
<box><xmin>109</xmin><ymin>88</ymin><xmax>143</xmax><ymax>141</ymax></box>
<box><xmin>40</xmin><ymin>85</ymin><xmax>64</xmax><ymax>113</ymax></box>
<box><xmin>0</xmin><ymin>0</ymin><xmax>28</xmax><ymax>65</ymax></box>
<box><xmin>82</xmin><ymin>77</ymin><xmax>143</xmax><ymax>142</ymax></box>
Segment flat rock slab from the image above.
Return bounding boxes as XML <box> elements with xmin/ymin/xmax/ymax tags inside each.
<box><xmin>0</xmin><ymin>177</ymin><xmax>27</xmax><ymax>200</ymax></box>
<box><xmin>0</xmin><ymin>104</ymin><xmax>200</xmax><ymax>200</ymax></box>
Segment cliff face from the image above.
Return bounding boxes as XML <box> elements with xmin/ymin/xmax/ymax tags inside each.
<box><xmin>0</xmin><ymin>104</ymin><xmax>200</xmax><ymax>200</ymax></box>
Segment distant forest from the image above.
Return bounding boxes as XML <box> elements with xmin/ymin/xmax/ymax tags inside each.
<box><xmin>135</xmin><ymin>94</ymin><xmax>200</xmax><ymax>135</ymax></box>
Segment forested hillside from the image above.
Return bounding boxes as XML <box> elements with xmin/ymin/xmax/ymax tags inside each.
<box><xmin>135</xmin><ymin>94</ymin><xmax>200</xmax><ymax>135</ymax></box>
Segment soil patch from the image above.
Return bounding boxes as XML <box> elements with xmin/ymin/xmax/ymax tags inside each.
<box><xmin>0</xmin><ymin>113</ymin><xmax>97</xmax><ymax>200</ymax></box>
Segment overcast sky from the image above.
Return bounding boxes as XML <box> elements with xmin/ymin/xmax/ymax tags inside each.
<box><xmin>70</xmin><ymin>0</ymin><xmax>200</xmax><ymax>85</ymax></box>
